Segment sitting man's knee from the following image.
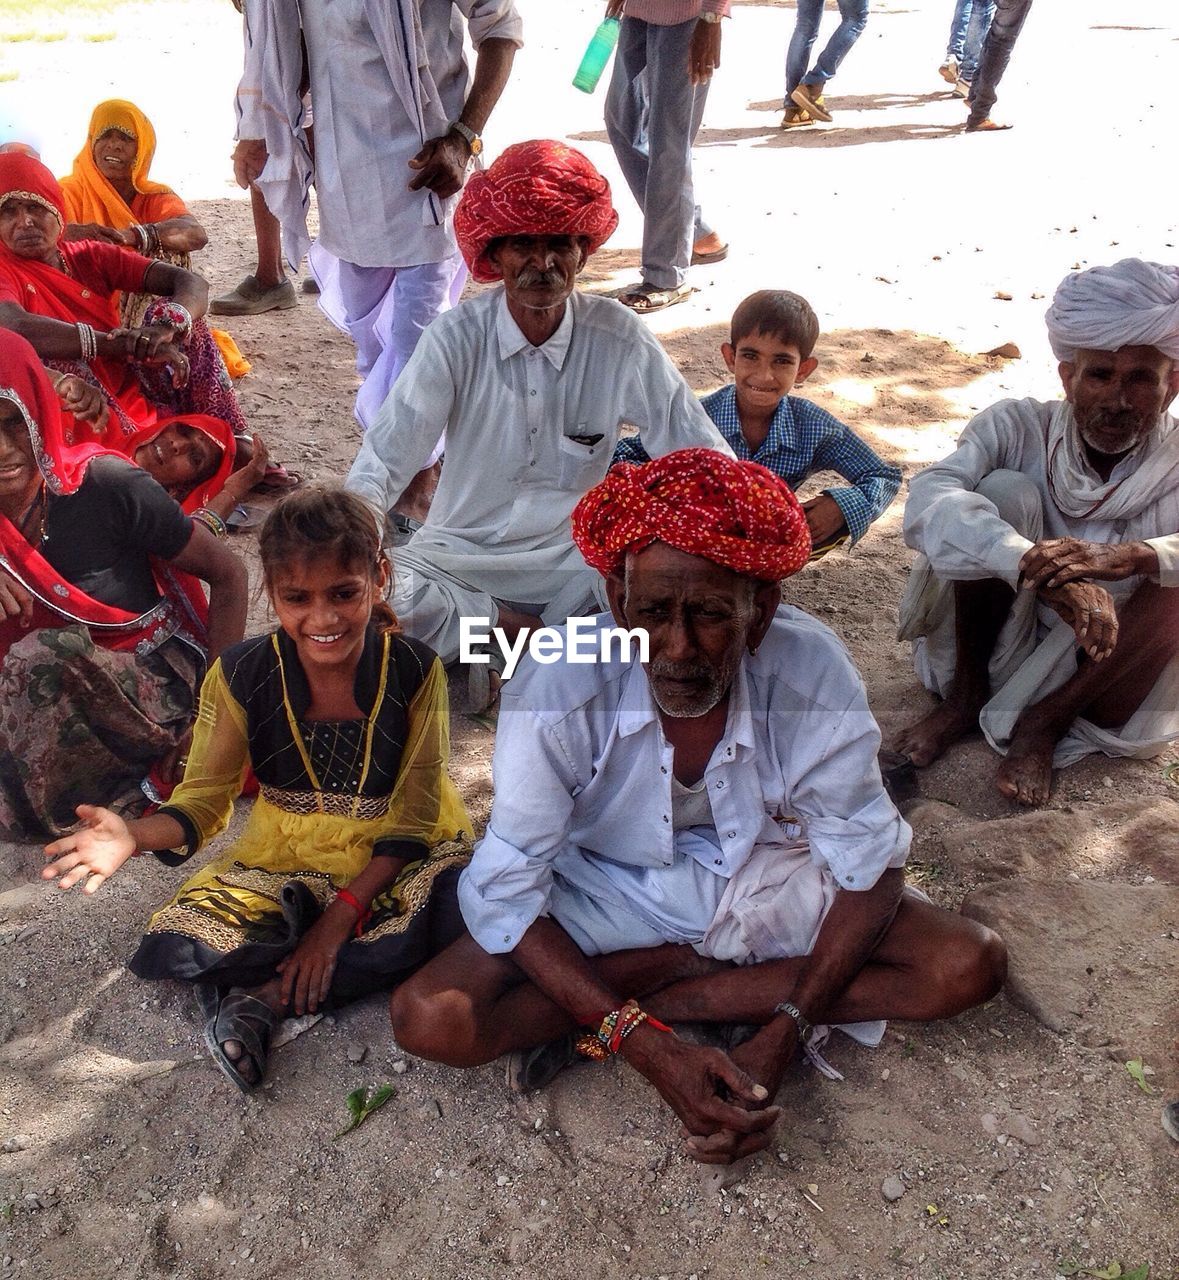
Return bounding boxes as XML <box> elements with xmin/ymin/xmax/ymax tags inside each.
<box><xmin>937</xmin><ymin>920</ymin><xmax>1007</xmax><ymax>1012</ymax></box>
<box><xmin>975</xmin><ymin>469</ymin><xmax>1044</xmax><ymax>539</ymax></box>
<box><xmin>389</xmin><ymin>981</ymin><xmax>481</xmax><ymax>1067</ymax></box>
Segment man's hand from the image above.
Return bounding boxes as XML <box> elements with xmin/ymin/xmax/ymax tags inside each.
<box><xmin>232</xmin><ymin>139</ymin><xmax>269</xmax><ymax>190</ymax></box>
<box><xmin>1020</xmin><ymin>538</ymin><xmax>1155</xmax><ymax>590</ymax></box>
<box><xmin>802</xmin><ymin>494</ymin><xmax>847</xmax><ymax>548</ymax></box>
<box><xmin>688</xmin><ymin>18</ymin><xmax>722</xmax><ymax>85</ymax></box>
<box><xmin>622</xmin><ymin>1025</ymin><xmax>781</xmax><ymax>1160</ymax></box>
<box><xmin>0</xmin><ymin>568</ymin><xmax>33</xmax><ymax>625</ymax></box>
<box><xmin>407</xmin><ymin>133</ymin><xmax>470</xmax><ymax>199</ymax></box>
<box><xmin>55</xmin><ymin>374</ymin><xmax>107</xmax><ymax>428</ymax></box>
<box><xmin>276</xmin><ymin>903</ymin><xmax>354</xmax><ymax>1015</ymax></box>
<box><xmin>1041</xmin><ymin>580</ymin><xmax>1119</xmax><ymax>661</ymax></box>
<box><xmin>43</xmin><ymin>805</ymin><xmax>138</xmax><ymax>894</ymax></box>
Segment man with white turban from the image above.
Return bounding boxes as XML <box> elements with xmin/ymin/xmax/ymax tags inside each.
<box><xmin>896</xmin><ymin>258</ymin><xmax>1179</xmax><ymax>806</ymax></box>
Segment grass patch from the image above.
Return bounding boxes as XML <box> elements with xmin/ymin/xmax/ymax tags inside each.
<box><xmin>0</xmin><ymin>32</ymin><xmax>36</xmax><ymax>42</ymax></box>
<box><xmin>83</xmin><ymin>31</ymin><xmax>116</xmax><ymax>40</ymax></box>
<box><xmin>37</xmin><ymin>31</ymin><xmax>67</xmax><ymax>41</ymax></box>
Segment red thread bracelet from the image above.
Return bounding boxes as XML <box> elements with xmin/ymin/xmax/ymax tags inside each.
<box><xmin>334</xmin><ymin>888</ymin><xmax>372</xmax><ymax>938</ymax></box>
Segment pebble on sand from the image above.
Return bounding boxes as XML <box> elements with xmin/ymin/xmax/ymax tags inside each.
<box><xmin>881</xmin><ymin>1175</ymin><xmax>907</xmax><ymax>1202</ymax></box>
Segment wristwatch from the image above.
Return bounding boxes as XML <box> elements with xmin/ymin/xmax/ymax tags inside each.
<box><xmin>699</xmin><ymin>10</ymin><xmax>723</xmax><ymax>22</ymax></box>
<box><xmin>448</xmin><ymin>121</ymin><xmax>483</xmax><ymax>157</ymax></box>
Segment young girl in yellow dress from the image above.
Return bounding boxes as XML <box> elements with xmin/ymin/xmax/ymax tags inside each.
<box><xmin>43</xmin><ymin>487</ymin><xmax>471</xmax><ymax>1091</ymax></box>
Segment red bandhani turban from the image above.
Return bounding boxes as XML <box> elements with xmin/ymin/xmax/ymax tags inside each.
<box><xmin>0</xmin><ymin>152</ymin><xmax>65</xmax><ymax>226</ymax></box>
<box><xmin>454</xmin><ymin>139</ymin><xmax>619</xmax><ymax>284</ymax></box>
<box><xmin>572</xmin><ymin>448</ymin><xmax>813</xmax><ymax>581</ymax></box>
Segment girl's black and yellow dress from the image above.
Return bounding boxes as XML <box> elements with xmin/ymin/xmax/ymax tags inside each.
<box><xmin>130</xmin><ymin>625</ymin><xmax>472</xmax><ymax>1002</ymax></box>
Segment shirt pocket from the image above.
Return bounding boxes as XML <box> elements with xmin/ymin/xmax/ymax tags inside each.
<box><xmin>557</xmin><ymin>429</ymin><xmax>608</xmax><ymax>491</ymax></box>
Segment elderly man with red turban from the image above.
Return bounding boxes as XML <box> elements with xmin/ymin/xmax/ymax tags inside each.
<box><xmin>346</xmin><ymin>141</ymin><xmax>730</xmax><ymax>706</ymax></box>
<box><xmin>389</xmin><ymin>449</ymin><xmax>1006</xmax><ymax>1165</ymax></box>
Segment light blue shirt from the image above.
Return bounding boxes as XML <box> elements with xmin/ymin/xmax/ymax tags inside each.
<box><xmin>459</xmin><ymin>608</ymin><xmax>910</xmax><ymax>955</ymax></box>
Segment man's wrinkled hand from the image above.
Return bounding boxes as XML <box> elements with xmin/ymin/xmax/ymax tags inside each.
<box><xmin>233</xmin><ymin>139</ymin><xmax>268</xmax><ymax>190</ymax></box>
<box><xmin>688</xmin><ymin>19</ymin><xmax>721</xmax><ymax>85</ymax></box>
<box><xmin>1041</xmin><ymin>580</ymin><xmax>1118</xmax><ymax>661</ymax></box>
<box><xmin>407</xmin><ymin>134</ymin><xmax>469</xmax><ymax>199</ymax></box>
<box><xmin>623</xmin><ymin>1028</ymin><xmax>781</xmax><ymax>1159</ymax></box>
<box><xmin>1020</xmin><ymin>538</ymin><xmax>1145</xmax><ymax>590</ymax></box>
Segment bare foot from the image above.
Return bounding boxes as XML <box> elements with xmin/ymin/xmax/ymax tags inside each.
<box><xmin>894</xmin><ymin>694</ymin><xmax>982</xmax><ymax>767</ymax></box>
<box><xmin>994</xmin><ymin>729</ymin><xmax>1056</xmax><ymax>806</ymax></box>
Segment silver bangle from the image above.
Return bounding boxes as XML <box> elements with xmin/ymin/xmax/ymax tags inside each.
<box><xmin>773</xmin><ymin>999</ymin><xmax>813</xmax><ymax>1048</ymax></box>
<box><xmin>75</xmin><ymin>322</ymin><xmax>97</xmax><ymax>362</ymax></box>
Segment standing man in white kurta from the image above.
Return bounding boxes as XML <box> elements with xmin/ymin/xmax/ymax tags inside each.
<box><xmin>232</xmin><ymin>0</ymin><xmax>522</xmax><ymax>432</ymax></box>
<box><xmin>345</xmin><ymin>141</ymin><xmax>732</xmax><ymax>678</ymax></box>
<box><xmin>896</xmin><ymin>259</ymin><xmax>1179</xmax><ymax>807</ymax></box>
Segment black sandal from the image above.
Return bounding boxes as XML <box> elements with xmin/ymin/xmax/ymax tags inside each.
<box><xmin>203</xmin><ymin>990</ymin><xmax>280</xmax><ymax>1093</ymax></box>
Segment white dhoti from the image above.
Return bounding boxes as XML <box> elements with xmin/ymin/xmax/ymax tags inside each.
<box><xmin>390</xmin><ymin>531</ymin><xmax>608</xmax><ymax>663</ymax></box>
<box><xmin>899</xmin><ymin>469</ymin><xmax>1179</xmax><ymax>767</ymax></box>
<box><xmin>545</xmin><ymin>830</ymin><xmax>891</xmax><ymax>1050</ymax></box>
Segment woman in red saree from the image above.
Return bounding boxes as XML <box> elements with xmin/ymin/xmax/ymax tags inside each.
<box><xmin>0</xmin><ymin>152</ymin><xmax>246</xmax><ymax>450</ymax></box>
<box><xmin>0</xmin><ymin>330</ymin><xmax>247</xmax><ymax>837</ymax></box>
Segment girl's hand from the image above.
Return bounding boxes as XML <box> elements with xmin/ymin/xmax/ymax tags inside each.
<box><xmin>277</xmin><ymin>903</ymin><xmax>355</xmax><ymax>1015</ymax></box>
<box><xmin>43</xmin><ymin>805</ymin><xmax>137</xmax><ymax>894</ymax></box>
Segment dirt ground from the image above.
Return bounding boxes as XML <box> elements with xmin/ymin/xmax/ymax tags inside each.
<box><xmin>1</xmin><ymin>2</ymin><xmax>1177</xmax><ymax>1277</ymax></box>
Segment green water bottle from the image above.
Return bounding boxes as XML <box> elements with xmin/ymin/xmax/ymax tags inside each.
<box><xmin>573</xmin><ymin>17</ymin><xmax>621</xmax><ymax>93</ymax></box>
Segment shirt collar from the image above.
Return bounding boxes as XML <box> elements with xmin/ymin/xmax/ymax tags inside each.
<box><xmin>617</xmin><ymin>649</ymin><xmax>758</xmax><ymax>757</ymax></box>
<box><xmin>495</xmin><ymin>289</ymin><xmax>575</xmax><ymax>369</ymax></box>
<box><xmin>713</xmin><ymin>385</ymin><xmax>797</xmax><ymax>459</ymax></box>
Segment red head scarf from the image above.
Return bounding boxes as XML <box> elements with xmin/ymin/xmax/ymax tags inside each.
<box><xmin>454</xmin><ymin>140</ymin><xmax>619</xmax><ymax>284</ymax></box>
<box><xmin>125</xmin><ymin>414</ymin><xmax>236</xmax><ymax>514</ymax></box>
<box><xmin>0</xmin><ymin>152</ymin><xmax>65</xmax><ymax>227</ymax></box>
<box><xmin>572</xmin><ymin>448</ymin><xmax>813</xmax><ymax>581</ymax></box>
<box><xmin>0</xmin><ymin>329</ymin><xmax>113</xmax><ymax>494</ymax></box>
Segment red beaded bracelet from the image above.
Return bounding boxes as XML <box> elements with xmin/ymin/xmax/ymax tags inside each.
<box><xmin>334</xmin><ymin>888</ymin><xmax>372</xmax><ymax>938</ymax></box>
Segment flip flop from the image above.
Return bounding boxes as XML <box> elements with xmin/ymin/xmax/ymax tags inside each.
<box><xmin>690</xmin><ymin>243</ymin><xmax>730</xmax><ymax>266</ymax></box>
<box><xmin>253</xmin><ymin>462</ymin><xmax>304</xmax><ymax>494</ymax></box>
<box><xmin>965</xmin><ymin>118</ymin><xmax>1013</xmax><ymax>132</ymax></box>
<box><xmin>227</xmin><ymin>503</ymin><xmax>267</xmax><ymax>533</ymax></box>
<box><xmin>615</xmin><ymin>283</ymin><xmax>694</xmax><ymax>314</ymax></box>
<box><xmin>203</xmin><ymin>990</ymin><xmax>279</xmax><ymax>1094</ymax></box>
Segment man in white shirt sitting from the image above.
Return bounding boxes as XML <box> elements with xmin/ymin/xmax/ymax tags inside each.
<box><xmin>896</xmin><ymin>259</ymin><xmax>1179</xmax><ymax>806</ymax></box>
<box><xmin>345</xmin><ymin>142</ymin><xmax>730</xmax><ymax>693</ymax></box>
<box><xmin>389</xmin><ymin>450</ymin><xmax>1005</xmax><ymax>1165</ymax></box>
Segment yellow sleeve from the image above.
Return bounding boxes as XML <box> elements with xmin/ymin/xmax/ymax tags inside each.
<box><xmin>376</xmin><ymin>657</ymin><xmax>471</xmax><ymax>852</ymax></box>
<box><xmin>160</xmin><ymin>659</ymin><xmax>250</xmax><ymax>852</ymax></box>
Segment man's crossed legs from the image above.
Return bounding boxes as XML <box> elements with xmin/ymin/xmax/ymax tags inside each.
<box><xmin>390</xmin><ymin>893</ymin><xmax>1004</xmax><ymax>1163</ymax></box>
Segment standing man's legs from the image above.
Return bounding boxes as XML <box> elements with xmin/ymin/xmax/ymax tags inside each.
<box><xmin>959</xmin><ymin>0</ymin><xmax>996</xmax><ymax>85</ymax></box>
<box><xmin>942</xmin><ymin>0</ymin><xmax>973</xmax><ymax>75</ymax></box>
<box><xmin>784</xmin><ymin>0</ymin><xmax>824</xmax><ymax>104</ymax></box>
<box><xmin>966</xmin><ymin>0</ymin><xmax>1033</xmax><ymax>130</ymax></box>
<box><xmin>607</xmin><ymin>17</ymin><xmax>717</xmax><ymax>303</ymax></box>
<box><xmin>209</xmin><ymin>185</ymin><xmax>298</xmax><ymax>317</ymax></box>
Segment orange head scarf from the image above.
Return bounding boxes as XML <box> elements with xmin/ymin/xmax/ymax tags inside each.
<box><xmin>59</xmin><ymin>100</ymin><xmax>176</xmax><ymax>229</ymax></box>
<box><xmin>572</xmin><ymin>448</ymin><xmax>813</xmax><ymax>582</ymax></box>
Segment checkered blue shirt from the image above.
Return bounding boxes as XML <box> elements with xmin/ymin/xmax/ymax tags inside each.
<box><xmin>613</xmin><ymin>385</ymin><xmax>901</xmax><ymax>544</ymax></box>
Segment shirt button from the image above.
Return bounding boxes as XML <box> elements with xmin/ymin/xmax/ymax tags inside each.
<box><xmin>847</xmin><ymin>874</ymin><xmax>856</xmax><ymax>883</ymax></box>
<box><xmin>662</xmin><ymin>814</ymin><xmax>669</xmax><ymax>823</ymax></box>
<box><xmin>726</xmin><ymin>831</ymin><xmax>736</xmax><ymax>839</ymax></box>
<box><xmin>660</xmin><ymin>766</ymin><xmax>667</xmax><ymax>774</ymax></box>
<box><xmin>715</xmin><ymin>781</ymin><xmax>724</xmax><ymax>789</ymax></box>
<box><xmin>504</xmin><ymin>935</ymin><xmax>512</xmax><ymax>943</ymax></box>
<box><xmin>530</xmin><ymin>389</ymin><xmax>537</xmax><ymax>397</ymax></box>
<box><xmin>714</xmin><ymin>858</ymin><xmax>722</xmax><ymax>866</ymax></box>
<box><xmin>530</xmin><ymin>427</ymin><xmax>537</xmax><ymax>434</ymax></box>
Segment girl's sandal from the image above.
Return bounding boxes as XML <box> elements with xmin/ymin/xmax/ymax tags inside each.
<box><xmin>203</xmin><ymin>991</ymin><xmax>280</xmax><ymax>1093</ymax></box>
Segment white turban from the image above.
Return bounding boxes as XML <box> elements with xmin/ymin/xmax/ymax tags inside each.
<box><xmin>1044</xmin><ymin>258</ymin><xmax>1179</xmax><ymax>362</ymax></box>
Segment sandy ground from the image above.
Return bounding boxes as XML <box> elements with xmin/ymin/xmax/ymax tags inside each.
<box><xmin>1</xmin><ymin>2</ymin><xmax>1178</xmax><ymax>1277</ymax></box>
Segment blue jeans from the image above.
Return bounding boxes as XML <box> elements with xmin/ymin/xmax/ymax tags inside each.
<box><xmin>945</xmin><ymin>0</ymin><xmax>996</xmax><ymax>82</ymax></box>
<box><xmin>605</xmin><ymin>16</ymin><xmax>714</xmax><ymax>290</ymax></box>
<box><xmin>784</xmin><ymin>0</ymin><xmax>869</xmax><ymax>101</ymax></box>
<box><xmin>968</xmin><ymin>0</ymin><xmax>1033</xmax><ymax>125</ymax></box>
